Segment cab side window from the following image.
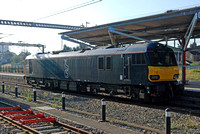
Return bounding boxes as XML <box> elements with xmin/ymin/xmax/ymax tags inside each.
<box><xmin>132</xmin><ymin>53</ymin><xmax>146</xmax><ymax>65</ymax></box>
<box><xmin>106</xmin><ymin>57</ymin><xmax>112</xmax><ymax>70</ymax></box>
<box><xmin>98</xmin><ymin>57</ymin><xmax>104</xmax><ymax>69</ymax></box>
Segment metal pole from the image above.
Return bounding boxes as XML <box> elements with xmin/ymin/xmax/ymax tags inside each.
<box><xmin>42</xmin><ymin>46</ymin><xmax>45</xmax><ymax>53</ymax></box>
<box><xmin>2</xmin><ymin>82</ymin><xmax>4</xmax><ymax>93</ymax></box>
<box><xmin>15</xmin><ymin>84</ymin><xmax>18</xmax><ymax>97</ymax></box>
<box><xmin>165</xmin><ymin>108</ymin><xmax>171</xmax><ymax>134</ymax></box>
<box><xmin>182</xmin><ymin>39</ymin><xmax>186</xmax><ymax>85</ymax></box>
<box><xmin>33</xmin><ymin>88</ymin><xmax>37</xmax><ymax>102</ymax></box>
<box><xmin>62</xmin><ymin>92</ymin><xmax>65</xmax><ymax>110</ymax></box>
<box><xmin>101</xmin><ymin>98</ymin><xmax>106</xmax><ymax>121</ymax></box>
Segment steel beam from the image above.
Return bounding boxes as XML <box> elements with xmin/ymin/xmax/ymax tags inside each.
<box><xmin>184</xmin><ymin>12</ymin><xmax>198</xmax><ymax>50</ymax></box>
<box><xmin>108</xmin><ymin>27</ymin><xmax>153</xmax><ymax>43</ymax></box>
<box><xmin>165</xmin><ymin>36</ymin><xmax>168</xmax><ymax>46</ymax></box>
<box><xmin>111</xmin><ymin>27</ymin><xmax>164</xmax><ymax>37</ymax></box>
<box><xmin>0</xmin><ymin>19</ymin><xmax>83</xmax><ymax>30</ymax></box>
<box><xmin>182</xmin><ymin>39</ymin><xmax>186</xmax><ymax>85</ymax></box>
<box><xmin>108</xmin><ymin>30</ymin><xmax>118</xmax><ymax>47</ymax></box>
<box><xmin>185</xmin><ymin>46</ymin><xmax>200</xmax><ymax>51</ymax></box>
<box><xmin>0</xmin><ymin>42</ymin><xmax>45</xmax><ymax>53</ymax></box>
<box><xmin>181</xmin><ymin>12</ymin><xmax>199</xmax><ymax>84</ymax></box>
<box><xmin>198</xmin><ymin>11</ymin><xmax>200</xmax><ymax>19</ymax></box>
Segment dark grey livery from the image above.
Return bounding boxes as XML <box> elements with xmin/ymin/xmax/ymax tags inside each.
<box><xmin>25</xmin><ymin>43</ymin><xmax>183</xmax><ymax>102</ymax></box>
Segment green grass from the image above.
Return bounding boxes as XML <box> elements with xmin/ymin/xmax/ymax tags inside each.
<box><xmin>191</xmin><ymin>62</ymin><xmax>200</xmax><ymax>65</ymax></box>
<box><xmin>179</xmin><ymin>69</ymin><xmax>200</xmax><ymax>81</ymax></box>
<box><xmin>43</xmin><ymin>92</ymin><xmax>49</xmax><ymax>99</ymax></box>
<box><xmin>49</xmin><ymin>98</ymin><xmax>62</xmax><ymax>109</ymax></box>
<box><xmin>171</xmin><ymin>115</ymin><xmax>199</xmax><ymax>130</ymax></box>
<box><xmin>24</xmin><ymin>91</ymin><xmax>33</xmax><ymax>102</ymax></box>
<box><xmin>26</xmin><ymin>95</ymin><xmax>32</xmax><ymax>102</ymax></box>
<box><xmin>50</xmin><ymin>103</ymin><xmax>61</xmax><ymax>109</ymax></box>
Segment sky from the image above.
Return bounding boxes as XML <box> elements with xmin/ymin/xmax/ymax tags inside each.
<box><xmin>0</xmin><ymin>0</ymin><xmax>200</xmax><ymax>54</ymax></box>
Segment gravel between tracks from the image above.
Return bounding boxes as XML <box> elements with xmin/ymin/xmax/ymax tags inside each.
<box><xmin>58</xmin><ymin>94</ymin><xmax>200</xmax><ymax>134</ymax></box>
<box><xmin>2</xmin><ymin>84</ymin><xmax>200</xmax><ymax>134</ymax></box>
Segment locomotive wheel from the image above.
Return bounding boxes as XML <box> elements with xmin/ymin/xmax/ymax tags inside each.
<box><xmin>93</xmin><ymin>89</ymin><xmax>98</xmax><ymax>94</ymax></box>
<box><xmin>144</xmin><ymin>93</ymin><xmax>152</xmax><ymax>103</ymax></box>
<box><xmin>167</xmin><ymin>89</ymin><xmax>174</xmax><ymax>100</ymax></box>
<box><xmin>165</xmin><ymin>85</ymin><xmax>174</xmax><ymax>100</ymax></box>
<box><xmin>130</xmin><ymin>93</ymin><xmax>139</xmax><ymax>100</ymax></box>
<box><xmin>44</xmin><ymin>82</ymin><xmax>50</xmax><ymax>89</ymax></box>
<box><xmin>45</xmin><ymin>82</ymin><xmax>54</xmax><ymax>90</ymax></box>
<box><xmin>77</xmin><ymin>83</ymin><xmax>87</xmax><ymax>92</ymax></box>
<box><xmin>89</xmin><ymin>88</ymin><xmax>93</xmax><ymax>93</ymax></box>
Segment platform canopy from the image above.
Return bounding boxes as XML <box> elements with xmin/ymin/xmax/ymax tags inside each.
<box><xmin>60</xmin><ymin>6</ymin><xmax>200</xmax><ymax>49</ymax></box>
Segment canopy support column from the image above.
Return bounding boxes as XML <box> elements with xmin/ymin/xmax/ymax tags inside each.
<box><xmin>184</xmin><ymin>12</ymin><xmax>198</xmax><ymax>50</ymax></box>
<box><xmin>181</xmin><ymin>12</ymin><xmax>199</xmax><ymax>84</ymax></box>
<box><xmin>182</xmin><ymin>39</ymin><xmax>186</xmax><ymax>85</ymax></box>
<box><xmin>108</xmin><ymin>28</ymin><xmax>118</xmax><ymax>48</ymax></box>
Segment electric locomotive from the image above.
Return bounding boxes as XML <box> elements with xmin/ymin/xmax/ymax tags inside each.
<box><xmin>25</xmin><ymin>42</ymin><xmax>183</xmax><ymax>102</ymax></box>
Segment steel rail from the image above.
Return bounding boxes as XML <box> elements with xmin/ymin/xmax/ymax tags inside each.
<box><xmin>0</xmin><ymin>102</ymin><xmax>41</xmax><ymax>134</ymax></box>
<box><xmin>56</xmin><ymin>121</ymin><xmax>92</xmax><ymax>134</ymax></box>
<box><xmin>1</xmin><ymin>78</ymin><xmax>200</xmax><ymax>111</ymax></box>
<box><xmin>0</xmin><ymin>101</ymin><xmax>91</xmax><ymax>134</ymax></box>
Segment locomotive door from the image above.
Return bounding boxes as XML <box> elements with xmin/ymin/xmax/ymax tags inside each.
<box><xmin>123</xmin><ymin>55</ymin><xmax>131</xmax><ymax>80</ymax></box>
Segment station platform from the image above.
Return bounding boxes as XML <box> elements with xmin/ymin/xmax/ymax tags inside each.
<box><xmin>0</xmin><ymin>72</ymin><xmax>24</xmax><ymax>77</ymax></box>
<box><xmin>184</xmin><ymin>80</ymin><xmax>200</xmax><ymax>92</ymax></box>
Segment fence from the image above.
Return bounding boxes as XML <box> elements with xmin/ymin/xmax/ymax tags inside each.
<box><xmin>0</xmin><ymin>64</ymin><xmax>24</xmax><ymax>73</ymax></box>
<box><xmin>179</xmin><ymin>65</ymin><xmax>200</xmax><ymax>81</ymax></box>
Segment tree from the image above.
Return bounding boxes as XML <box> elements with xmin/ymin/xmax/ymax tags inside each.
<box><xmin>63</xmin><ymin>44</ymin><xmax>72</xmax><ymax>52</ymax></box>
<box><xmin>63</xmin><ymin>44</ymin><xmax>86</xmax><ymax>52</ymax></box>
<box><xmin>2</xmin><ymin>51</ymin><xmax>16</xmax><ymax>63</ymax></box>
<box><xmin>11</xmin><ymin>51</ymin><xmax>31</xmax><ymax>64</ymax></box>
<box><xmin>11</xmin><ymin>55</ymin><xmax>21</xmax><ymax>64</ymax></box>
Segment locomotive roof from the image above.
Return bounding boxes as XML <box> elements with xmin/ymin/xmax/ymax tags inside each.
<box><xmin>26</xmin><ymin>43</ymin><xmax>154</xmax><ymax>59</ymax></box>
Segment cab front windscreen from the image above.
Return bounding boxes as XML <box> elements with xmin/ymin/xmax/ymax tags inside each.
<box><xmin>148</xmin><ymin>50</ymin><xmax>177</xmax><ymax>66</ymax></box>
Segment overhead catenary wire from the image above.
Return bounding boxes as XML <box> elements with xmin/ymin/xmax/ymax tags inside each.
<box><xmin>33</xmin><ymin>0</ymin><xmax>102</xmax><ymax>21</ymax></box>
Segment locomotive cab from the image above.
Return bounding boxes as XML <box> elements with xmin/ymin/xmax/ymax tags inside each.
<box><xmin>146</xmin><ymin>43</ymin><xmax>183</xmax><ymax>101</ymax></box>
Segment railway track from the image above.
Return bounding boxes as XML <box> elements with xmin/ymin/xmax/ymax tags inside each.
<box><xmin>0</xmin><ymin>101</ymin><xmax>91</xmax><ymax>134</ymax></box>
<box><xmin>0</xmin><ymin>76</ymin><xmax>200</xmax><ymax>114</ymax></box>
<box><xmin>0</xmin><ymin>76</ymin><xmax>200</xmax><ymax>133</ymax></box>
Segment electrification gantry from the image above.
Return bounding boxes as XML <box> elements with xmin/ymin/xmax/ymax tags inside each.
<box><xmin>0</xmin><ymin>42</ymin><xmax>45</xmax><ymax>53</ymax></box>
<box><xmin>0</xmin><ymin>19</ymin><xmax>83</xmax><ymax>30</ymax></box>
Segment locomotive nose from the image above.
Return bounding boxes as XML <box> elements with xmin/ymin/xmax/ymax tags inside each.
<box><xmin>148</xmin><ymin>66</ymin><xmax>179</xmax><ymax>82</ymax></box>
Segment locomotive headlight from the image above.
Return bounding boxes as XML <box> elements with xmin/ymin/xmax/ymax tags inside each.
<box><xmin>173</xmin><ymin>74</ymin><xmax>179</xmax><ymax>79</ymax></box>
<box><xmin>146</xmin><ymin>86</ymin><xmax>150</xmax><ymax>94</ymax></box>
<box><xmin>150</xmin><ymin>75</ymin><xmax>160</xmax><ymax>80</ymax></box>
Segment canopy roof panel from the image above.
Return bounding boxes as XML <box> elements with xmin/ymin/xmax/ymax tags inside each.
<box><xmin>60</xmin><ymin>6</ymin><xmax>200</xmax><ymax>46</ymax></box>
